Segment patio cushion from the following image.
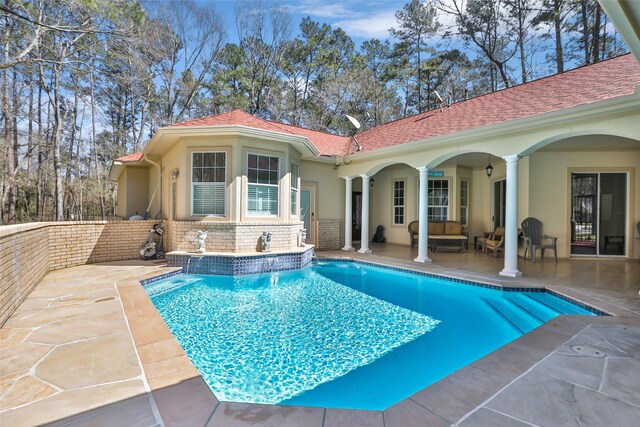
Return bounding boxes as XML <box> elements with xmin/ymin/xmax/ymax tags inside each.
<box><xmin>444</xmin><ymin>221</ymin><xmax>462</xmax><ymax>235</ymax></box>
<box><xmin>428</xmin><ymin>223</ymin><xmax>445</xmax><ymax>235</ymax></box>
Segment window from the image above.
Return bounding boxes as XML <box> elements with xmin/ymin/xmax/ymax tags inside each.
<box><xmin>460</xmin><ymin>180</ymin><xmax>469</xmax><ymax>226</ymax></box>
<box><xmin>417</xmin><ymin>178</ymin><xmax>450</xmax><ymax>221</ymax></box>
<box><xmin>247</xmin><ymin>153</ymin><xmax>279</xmax><ymax>216</ymax></box>
<box><xmin>191</xmin><ymin>152</ymin><xmax>226</xmax><ymax>216</ymax></box>
<box><xmin>392</xmin><ymin>180</ymin><xmax>405</xmax><ymax>225</ymax></box>
<box><xmin>290</xmin><ymin>162</ymin><xmax>299</xmax><ymax>216</ymax></box>
<box><xmin>428</xmin><ymin>179</ymin><xmax>449</xmax><ymax>221</ymax></box>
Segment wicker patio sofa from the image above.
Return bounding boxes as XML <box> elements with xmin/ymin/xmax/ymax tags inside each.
<box><xmin>408</xmin><ymin>220</ymin><xmax>468</xmax><ymax>252</ymax></box>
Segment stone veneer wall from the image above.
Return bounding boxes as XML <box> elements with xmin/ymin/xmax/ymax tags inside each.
<box><xmin>316</xmin><ymin>219</ymin><xmax>342</xmax><ymax>250</ymax></box>
<box><xmin>0</xmin><ymin>220</ymin><xmax>157</xmax><ymax>326</ymax></box>
<box><xmin>167</xmin><ymin>220</ymin><xmax>304</xmax><ymax>253</ymax></box>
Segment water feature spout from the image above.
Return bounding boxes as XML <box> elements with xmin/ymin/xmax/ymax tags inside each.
<box><xmin>264</xmin><ymin>256</ymin><xmax>276</xmax><ymax>272</ymax></box>
<box><xmin>186</xmin><ymin>255</ymin><xmax>204</xmax><ymax>274</ymax></box>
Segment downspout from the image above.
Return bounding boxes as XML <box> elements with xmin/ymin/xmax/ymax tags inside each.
<box><xmin>144</xmin><ymin>155</ymin><xmax>163</xmax><ymax>219</ymax></box>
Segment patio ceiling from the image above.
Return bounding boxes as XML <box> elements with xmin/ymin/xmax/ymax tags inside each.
<box><xmin>439</xmin><ymin>152</ymin><xmax>501</xmax><ymax>169</ymax></box>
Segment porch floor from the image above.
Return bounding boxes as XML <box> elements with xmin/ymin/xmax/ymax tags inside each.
<box><xmin>0</xmin><ymin>250</ymin><xmax>639</xmax><ymax>426</ymax></box>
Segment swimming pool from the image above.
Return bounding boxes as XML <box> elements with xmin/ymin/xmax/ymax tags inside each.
<box><xmin>145</xmin><ymin>260</ymin><xmax>597</xmax><ymax>410</ymax></box>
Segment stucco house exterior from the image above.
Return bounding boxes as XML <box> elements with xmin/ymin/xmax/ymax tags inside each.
<box><xmin>109</xmin><ymin>53</ymin><xmax>640</xmax><ymax>277</ymax></box>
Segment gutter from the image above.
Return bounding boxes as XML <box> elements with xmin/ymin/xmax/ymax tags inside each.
<box><xmin>144</xmin><ymin>155</ymin><xmax>163</xmax><ymax>219</ymax></box>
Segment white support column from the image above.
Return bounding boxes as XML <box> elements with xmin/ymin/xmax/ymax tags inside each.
<box><xmin>358</xmin><ymin>174</ymin><xmax>372</xmax><ymax>254</ymax></box>
<box><xmin>415</xmin><ymin>166</ymin><xmax>432</xmax><ymax>263</ymax></box>
<box><xmin>500</xmin><ymin>155</ymin><xmax>522</xmax><ymax>277</ymax></box>
<box><xmin>342</xmin><ymin>176</ymin><xmax>354</xmax><ymax>251</ymax></box>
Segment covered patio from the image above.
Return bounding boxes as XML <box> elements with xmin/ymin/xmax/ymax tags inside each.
<box><xmin>338</xmin><ymin>128</ymin><xmax>640</xmax><ymax>279</ymax></box>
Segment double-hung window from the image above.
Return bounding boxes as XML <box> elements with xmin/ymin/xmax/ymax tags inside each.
<box><xmin>247</xmin><ymin>153</ymin><xmax>279</xmax><ymax>216</ymax></box>
<box><xmin>191</xmin><ymin>152</ymin><xmax>226</xmax><ymax>216</ymax></box>
<box><xmin>392</xmin><ymin>180</ymin><xmax>405</xmax><ymax>225</ymax></box>
<box><xmin>428</xmin><ymin>179</ymin><xmax>449</xmax><ymax>221</ymax></box>
<box><xmin>290</xmin><ymin>162</ymin><xmax>299</xmax><ymax>216</ymax></box>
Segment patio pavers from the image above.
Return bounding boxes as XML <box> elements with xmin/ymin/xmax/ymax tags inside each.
<box><xmin>485</xmin><ymin>370</ymin><xmax>640</xmax><ymax>426</ymax></box>
<box><xmin>468</xmin><ymin>323</ymin><xmax>640</xmax><ymax>425</ymax></box>
<box><xmin>0</xmin><ymin>253</ymin><xmax>639</xmax><ymax>426</ymax></box>
<box><xmin>36</xmin><ymin>332</ymin><xmax>141</xmax><ymax>389</ymax></box>
<box><xmin>0</xmin><ymin>261</ymin><xmax>172</xmax><ymax>426</ymax></box>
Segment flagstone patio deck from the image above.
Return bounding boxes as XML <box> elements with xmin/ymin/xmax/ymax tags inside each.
<box><xmin>1</xmin><ymin>249</ymin><xmax>639</xmax><ymax>426</ymax></box>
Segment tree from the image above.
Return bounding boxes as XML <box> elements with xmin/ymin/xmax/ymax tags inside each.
<box><xmin>436</xmin><ymin>0</ymin><xmax>516</xmax><ymax>90</ymax></box>
<box><xmin>235</xmin><ymin>1</ymin><xmax>290</xmax><ymax>116</ymax></box>
<box><xmin>504</xmin><ymin>0</ymin><xmax>537</xmax><ymax>83</ymax></box>
<box><xmin>203</xmin><ymin>43</ymin><xmax>249</xmax><ymax>115</ymax></box>
<box><xmin>150</xmin><ymin>0</ymin><xmax>224</xmax><ymax>126</ymax></box>
<box><xmin>361</xmin><ymin>39</ymin><xmax>402</xmax><ymax>126</ymax></box>
<box><xmin>279</xmin><ymin>18</ymin><xmax>333</xmax><ymax>126</ymax></box>
<box><xmin>533</xmin><ymin>0</ymin><xmax>567</xmax><ymax>73</ymax></box>
<box><xmin>390</xmin><ymin>0</ymin><xmax>440</xmax><ymax>112</ymax></box>
<box><xmin>1</xmin><ymin>0</ymin><xmax>145</xmax><ymax>222</ymax></box>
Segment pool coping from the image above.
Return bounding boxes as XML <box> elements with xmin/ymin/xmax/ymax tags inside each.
<box><xmin>120</xmin><ymin>257</ymin><xmax>628</xmax><ymax>426</ymax></box>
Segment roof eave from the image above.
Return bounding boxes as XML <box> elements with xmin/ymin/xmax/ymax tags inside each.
<box><xmin>108</xmin><ymin>159</ymin><xmax>148</xmax><ymax>181</ymax></box>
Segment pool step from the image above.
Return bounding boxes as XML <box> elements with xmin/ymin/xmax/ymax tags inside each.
<box><xmin>481</xmin><ymin>297</ymin><xmax>544</xmax><ymax>335</ymax></box>
<box><xmin>524</xmin><ymin>293</ymin><xmax>587</xmax><ymax>315</ymax></box>
<box><xmin>504</xmin><ymin>294</ymin><xmax>557</xmax><ymax>323</ymax></box>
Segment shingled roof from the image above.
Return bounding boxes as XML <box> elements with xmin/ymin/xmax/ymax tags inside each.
<box><xmin>355</xmin><ymin>54</ymin><xmax>640</xmax><ymax>151</ymax></box>
<box><xmin>115</xmin><ymin>152</ymin><xmax>144</xmax><ymax>162</ymax></box>
<box><xmin>171</xmin><ymin>109</ymin><xmax>349</xmax><ymax>156</ymax></box>
<box><xmin>121</xmin><ymin>54</ymin><xmax>640</xmax><ymax>161</ymax></box>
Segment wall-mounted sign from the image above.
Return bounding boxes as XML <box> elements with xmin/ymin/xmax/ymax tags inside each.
<box><xmin>428</xmin><ymin>171</ymin><xmax>444</xmax><ymax>177</ymax></box>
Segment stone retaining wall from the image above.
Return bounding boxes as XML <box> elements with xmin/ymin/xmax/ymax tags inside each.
<box><xmin>0</xmin><ymin>220</ymin><xmax>157</xmax><ymax>326</ymax></box>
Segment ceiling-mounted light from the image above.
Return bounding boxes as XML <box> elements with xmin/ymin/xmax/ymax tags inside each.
<box><xmin>485</xmin><ymin>155</ymin><xmax>494</xmax><ymax>178</ymax></box>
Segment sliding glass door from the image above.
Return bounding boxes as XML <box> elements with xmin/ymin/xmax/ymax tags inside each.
<box><xmin>571</xmin><ymin>172</ymin><xmax>627</xmax><ymax>256</ymax></box>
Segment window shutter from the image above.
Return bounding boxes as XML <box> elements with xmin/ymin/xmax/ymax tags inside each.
<box><xmin>248</xmin><ymin>184</ymin><xmax>278</xmax><ymax>216</ymax></box>
<box><xmin>193</xmin><ymin>183</ymin><xmax>225</xmax><ymax>215</ymax></box>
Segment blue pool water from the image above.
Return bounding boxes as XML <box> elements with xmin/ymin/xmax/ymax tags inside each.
<box><xmin>146</xmin><ymin>261</ymin><xmax>596</xmax><ymax>410</ymax></box>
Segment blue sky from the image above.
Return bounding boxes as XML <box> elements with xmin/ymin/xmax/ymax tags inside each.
<box><xmin>210</xmin><ymin>0</ymin><xmax>409</xmax><ymax>45</ymax></box>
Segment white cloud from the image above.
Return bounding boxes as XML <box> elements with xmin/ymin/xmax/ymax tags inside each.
<box><xmin>286</xmin><ymin>1</ymin><xmax>402</xmax><ymax>39</ymax></box>
<box><xmin>334</xmin><ymin>10</ymin><xmax>399</xmax><ymax>39</ymax></box>
<box><xmin>287</xmin><ymin>1</ymin><xmax>353</xmax><ymax>18</ymax></box>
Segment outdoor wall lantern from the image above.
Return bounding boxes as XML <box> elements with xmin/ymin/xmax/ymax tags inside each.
<box><xmin>370</xmin><ymin>178</ymin><xmax>375</xmax><ymax>188</ymax></box>
<box><xmin>171</xmin><ymin>169</ymin><xmax>180</xmax><ymax>182</ymax></box>
<box><xmin>485</xmin><ymin>155</ymin><xmax>494</xmax><ymax>178</ymax></box>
